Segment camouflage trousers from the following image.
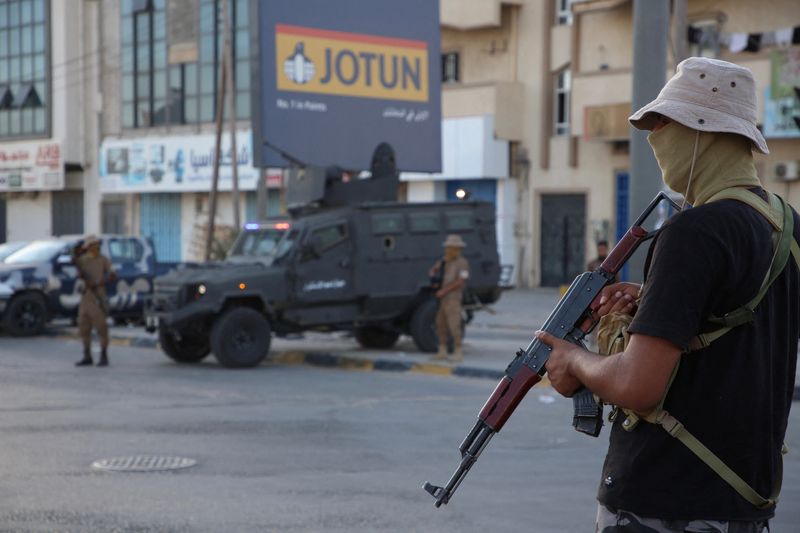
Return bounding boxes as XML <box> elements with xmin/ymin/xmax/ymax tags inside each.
<box><xmin>435</xmin><ymin>297</ymin><xmax>462</xmax><ymax>348</ymax></box>
<box><xmin>78</xmin><ymin>294</ymin><xmax>109</xmax><ymax>350</ymax></box>
<box><xmin>596</xmin><ymin>505</ymin><xmax>769</xmax><ymax>533</ymax></box>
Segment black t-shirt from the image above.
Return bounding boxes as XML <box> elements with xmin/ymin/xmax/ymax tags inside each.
<box><xmin>597</xmin><ymin>191</ymin><xmax>800</xmax><ymax>521</ymax></box>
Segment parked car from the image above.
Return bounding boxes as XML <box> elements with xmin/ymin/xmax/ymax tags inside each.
<box><xmin>0</xmin><ymin>234</ymin><xmax>182</xmax><ymax>336</ymax></box>
<box><xmin>0</xmin><ymin>241</ymin><xmax>30</xmax><ymax>263</ymax></box>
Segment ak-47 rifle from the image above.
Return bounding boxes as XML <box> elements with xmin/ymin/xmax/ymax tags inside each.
<box><xmin>423</xmin><ymin>192</ymin><xmax>681</xmax><ymax>508</ymax></box>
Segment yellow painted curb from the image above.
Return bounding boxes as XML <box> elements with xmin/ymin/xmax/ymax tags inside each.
<box><xmin>334</xmin><ymin>356</ymin><xmax>374</xmax><ymax>371</ymax></box>
<box><xmin>271</xmin><ymin>351</ymin><xmax>306</xmax><ymax>365</ymax></box>
<box><xmin>410</xmin><ymin>363</ymin><xmax>455</xmax><ymax>376</ymax></box>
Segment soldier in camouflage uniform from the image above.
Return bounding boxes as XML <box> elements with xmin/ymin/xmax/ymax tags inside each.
<box><xmin>74</xmin><ymin>235</ymin><xmax>116</xmax><ymax>367</ymax></box>
<box><xmin>429</xmin><ymin>234</ymin><xmax>469</xmax><ymax>363</ymax></box>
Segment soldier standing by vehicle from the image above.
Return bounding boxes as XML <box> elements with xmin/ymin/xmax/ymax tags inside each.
<box><xmin>73</xmin><ymin>235</ymin><xmax>116</xmax><ymax>367</ymax></box>
<box><xmin>429</xmin><ymin>234</ymin><xmax>469</xmax><ymax>362</ymax></box>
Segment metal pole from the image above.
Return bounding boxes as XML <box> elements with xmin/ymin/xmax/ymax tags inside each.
<box><xmin>223</xmin><ymin>0</ymin><xmax>240</xmax><ymax>230</ymax></box>
<box><xmin>672</xmin><ymin>0</ymin><xmax>689</xmax><ymax>63</ymax></box>
<box><xmin>205</xmin><ymin>1</ymin><xmax>227</xmax><ymax>261</ymax></box>
<box><xmin>627</xmin><ymin>0</ymin><xmax>669</xmax><ymax>282</ymax></box>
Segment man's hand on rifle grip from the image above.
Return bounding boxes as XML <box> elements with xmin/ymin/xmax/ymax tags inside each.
<box><xmin>535</xmin><ymin>330</ymin><xmax>584</xmax><ymax>398</ymax></box>
<box><xmin>595</xmin><ymin>282</ymin><xmax>641</xmax><ymax>317</ymax></box>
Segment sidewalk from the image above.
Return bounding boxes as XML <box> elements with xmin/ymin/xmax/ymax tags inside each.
<box><xmin>46</xmin><ymin>288</ymin><xmax>800</xmax><ymax>400</ymax></box>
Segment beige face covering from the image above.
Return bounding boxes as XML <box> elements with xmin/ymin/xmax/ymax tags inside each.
<box><xmin>647</xmin><ymin>121</ymin><xmax>762</xmax><ymax>206</ymax></box>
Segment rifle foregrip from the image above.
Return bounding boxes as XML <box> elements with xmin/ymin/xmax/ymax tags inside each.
<box><xmin>572</xmin><ymin>386</ymin><xmax>603</xmax><ymax>437</ymax></box>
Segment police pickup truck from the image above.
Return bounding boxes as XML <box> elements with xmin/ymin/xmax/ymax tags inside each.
<box><xmin>0</xmin><ymin>235</ymin><xmax>181</xmax><ymax>336</ymax></box>
<box><xmin>146</xmin><ymin>144</ymin><xmax>504</xmax><ymax>368</ymax></box>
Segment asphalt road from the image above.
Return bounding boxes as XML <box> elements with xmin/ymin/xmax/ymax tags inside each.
<box><xmin>0</xmin><ymin>336</ymin><xmax>798</xmax><ymax>532</ymax></box>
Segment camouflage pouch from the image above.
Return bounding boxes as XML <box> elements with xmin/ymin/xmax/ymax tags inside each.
<box><xmin>596</xmin><ymin>312</ymin><xmax>633</xmax><ymax>356</ymax></box>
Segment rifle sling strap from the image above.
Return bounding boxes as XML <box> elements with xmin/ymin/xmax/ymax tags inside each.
<box><xmin>688</xmin><ymin>189</ymin><xmax>798</xmax><ymax>351</ymax></box>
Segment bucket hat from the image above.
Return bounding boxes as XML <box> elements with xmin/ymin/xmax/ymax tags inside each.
<box><xmin>629</xmin><ymin>57</ymin><xmax>769</xmax><ymax>154</ymax></box>
<box><xmin>83</xmin><ymin>234</ymin><xmax>101</xmax><ymax>247</ymax></box>
<box><xmin>442</xmin><ymin>234</ymin><xmax>466</xmax><ymax>248</ymax></box>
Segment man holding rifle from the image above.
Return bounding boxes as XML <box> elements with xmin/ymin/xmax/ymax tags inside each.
<box><xmin>539</xmin><ymin>58</ymin><xmax>799</xmax><ymax>532</ymax></box>
<box><xmin>73</xmin><ymin>235</ymin><xmax>116</xmax><ymax>367</ymax></box>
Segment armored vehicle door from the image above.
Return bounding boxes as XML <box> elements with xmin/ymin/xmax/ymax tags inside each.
<box><xmin>291</xmin><ymin>219</ymin><xmax>354</xmax><ymax>304</ymax></box>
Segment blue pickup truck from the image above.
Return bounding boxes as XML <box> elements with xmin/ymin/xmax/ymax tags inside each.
<box><xmin>0</xmin><ymin>235</ymin><xmax>181</xmax><ymax>336</ymax></box>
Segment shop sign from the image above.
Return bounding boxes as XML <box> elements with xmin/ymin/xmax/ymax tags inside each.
<box><xmin>0</xmin><ymin>141</ymin><xmax>63</xmax><ymax>191</ymax></box>
<box><xmin>99</xmin><ymin>131</ymin><xmax>270</xmax><ymax>193</ymax></box>
<box><xmin>764</xmin><ymin>49</ymin><xmax>800</xmax><ymax>139</ymax></box>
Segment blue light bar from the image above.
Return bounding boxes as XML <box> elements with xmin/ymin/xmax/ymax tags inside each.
<box><xmin>244</xmin><ymin>223</ymin><xmax>260</xmax><ymax>230</ymax></box>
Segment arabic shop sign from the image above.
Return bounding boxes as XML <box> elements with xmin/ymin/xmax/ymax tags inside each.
<box><xmin>0</xmin><ymin>141</ymin><xmax>64</xmax><ymax>191</ymax></box>
<box><xmin>99</xmin><ymin>131</ymin><xmax>260</xmax><ymax>193</ymax></box>
<box><xmin>253</xmin><ymin>0</ymin><xmax>442</xmax><ymax>172</ymax></box>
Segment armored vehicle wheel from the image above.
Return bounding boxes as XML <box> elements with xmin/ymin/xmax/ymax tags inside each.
<box><xmin>210</xmin><ymin>307</ymin><xmax>272</xmax><ymax>368</ymax></box>
<box><xmin>158</xmin><ymin>327</ymin><xmax>210</xmax><ymax>363</ymax></box>
<box><xmin>355</xmin><ymin>326</ymin><xmax>400</xmax><ymax>349</ymax></box>
<box><xmin>409</xmin><ymin>299</ymin><xmax>439</xmax><ymax>352</ymax></box>
<box><xmin>3</xmin><ymin>293</ymin><xmax>47</xmax><ymax>337</ymax></box>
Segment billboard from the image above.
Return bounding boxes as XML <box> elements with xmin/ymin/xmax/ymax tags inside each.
<box><xmin>99</xmin><ymin>131</ymin><xmax>263</xmax><ymax>193</ymax></box>
<box><xmin>251</xmin><ymin>0</ymin><xmax>441</xmax><ymax>172</ymax></box>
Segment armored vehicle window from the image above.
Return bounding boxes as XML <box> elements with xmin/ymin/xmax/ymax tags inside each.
<box><xmin>231</xmin><ymin>228</ymin><xmax>285</xmax><ymax>257</ymax></box>
<box><xmin>274</xmin><ymin>230</ymin><xmax>299</xmax><ymax>261</ymax></box>
<box><xmin>371</xmin><ymin>213</ymin><xmax>404</xmax><ymax>235</ymax></box>
<box><xmin>446</xmin><ymin>212</ymin><xmax>474</xmax><ymax>231</ymax></box>
<box><xmin>311</xmin><ymin>223</ymin><xmax>348</xmax><ymax>251</ymax></box>
<box><xmin>109</xmin><ymin>238</ymin><xmax>144</xmax><ymax>263</ymax></box>
<box><xmin>409</xmin><ymin>213</ymin><xmax>440</xmax><ymax>233</ymax></box>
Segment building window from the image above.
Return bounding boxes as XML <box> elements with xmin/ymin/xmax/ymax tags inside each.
<box><xmin>120</xmin><ymin>0</ymin><xmax>251</xmax><ymax>129</ymax></box>
<box><xmin>687</xmin><ymin>19</ymin><xmax>720</xmax><ymax>59</ymax></box>
<box><xmin>441</xmin><ymin>51</ymin><xmax>459</xmax><ymax>83</ymax></box>
<box><xmin>555</xmin><ymin>0</ymin><xmax>572</xmax><ymax>26</ymax></box>
<box><xmin>554</xmin><ymin>69</ymin><xmax>570</xmax><ymax>136</ymax></box>
<box><xmin>0</xmin><ymin>0</ymin><xmax>49</xmax><ymax>138</ymax></box>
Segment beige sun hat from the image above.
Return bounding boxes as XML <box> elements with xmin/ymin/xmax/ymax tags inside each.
<box><xmin>629</xmin><ymin>57</ymin><xmax>769</xmax><ymax>154</ymax></box>
<box><xmin>442</xmin><ymin>234</ymin><xmax>466</xmax><ymax>248</ymax></box>
<box><xmin>83</xmin><ymin>234</ymin><xmax>101</xmax><ymax>247</ymax></box>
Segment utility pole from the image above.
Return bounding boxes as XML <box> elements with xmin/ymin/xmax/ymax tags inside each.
<box><xmin>223</xmin><ymin>0</ymin><xmax>240</xmax><ymax>230</ymax></box>
<box><xmin>205</xmin><ymin>0</ymin><xmax>238</xmax><ymax>260</ymax></box>
<box><xmin>627</xmin><ymin>0</ymin><xmax>669</xmax><ymax>282</ymax></box>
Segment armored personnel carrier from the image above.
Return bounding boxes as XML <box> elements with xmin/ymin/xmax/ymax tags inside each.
<box><xmin>145</xmin><ymin>144</ymin><xmax>503</xmax><ymax>368</ymax></box>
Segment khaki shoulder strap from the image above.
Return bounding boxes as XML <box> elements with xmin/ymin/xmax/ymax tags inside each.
<box><xmin>689</xmin><ymin>189</ymin><xmax>798</xmax><ymax>351</ymax></box>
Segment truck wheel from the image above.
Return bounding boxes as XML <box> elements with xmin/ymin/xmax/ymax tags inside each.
<box><xmin>158</xmin><ymin>327</ymin><xmax>210</xmax><ymax>363</ymax></box>
<box><xmin>355</xmin><ymin>326</ymin><xmax>400</xmax><ymax>349</ymax></box>
<box><xmin>210</xmin><ymin>307</ymin><xmax>271</xmax><ymax>368</ymax></box>
<box><xmin>409</xmin><ymin>299</ymin><xmax>440</xmax><ymax>353</ymax></box>
<box><xmin>3</xmin><ymin>293</ymin><xmax>47</xmax><ymax>337</ymax></box>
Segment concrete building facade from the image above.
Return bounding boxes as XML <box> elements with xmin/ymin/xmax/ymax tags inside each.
<box><xmin>2</xmin><ymin>0</ymin><xmax>799</xmax><ymax>282</ymax></box>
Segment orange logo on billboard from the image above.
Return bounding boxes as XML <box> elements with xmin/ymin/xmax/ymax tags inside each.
<box><xmin>276</xmin><ymin>24</ymin><xmax>429</xmax><ymax>102</ymax></box>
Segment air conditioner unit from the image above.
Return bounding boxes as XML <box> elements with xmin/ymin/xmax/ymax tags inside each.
<box><xmin>773</xmin><ymin>161</ymin><xmax>799</xmax><ymax>181</ymax></box>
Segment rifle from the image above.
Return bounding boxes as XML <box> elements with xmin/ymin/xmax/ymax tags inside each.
<box><xmin>423</xmin><ymin>192</ymin><xmax>681</xmax><ymax>508</ymax></box>
<box><xmin>71</xmin><ymin>244</ymin><xmax>111</xmax><ymax>315</ymax></box>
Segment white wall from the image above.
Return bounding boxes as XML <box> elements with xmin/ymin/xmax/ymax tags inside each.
<box><xmin>7</xmin><ymin>193</ymin><xmax>52</xmax><ymax>241</ymax></box>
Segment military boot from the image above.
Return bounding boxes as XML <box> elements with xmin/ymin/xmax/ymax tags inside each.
<box><xmin>75</xmin><ymin>349</ymin><xmax>93</xmax><ymax>367</ymax></box>
<box><xmin>97</xmin><ymin>349</ymin><xmax>109</xmax><ymax>367</ymax></box>
<box><xmin>448</xmin><ymin>346</ymin><xmax>463</xmax><ymax>363</ymax></box>
<box><xmin>432</xmin><ymin>344</ymin><xmax>448</xmax><ymax>361</ymax></box>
